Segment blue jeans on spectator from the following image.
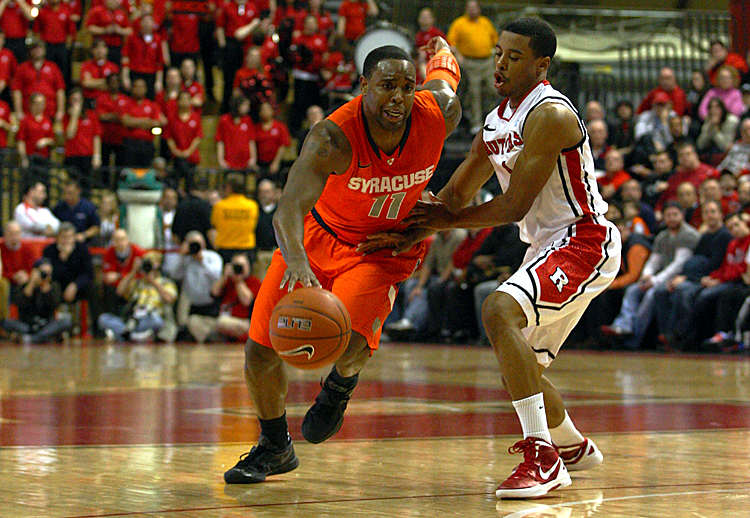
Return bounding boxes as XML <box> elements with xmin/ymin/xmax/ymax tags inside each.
<box><xmin>2</xmin><ymin>314</ymin><xmax>73</xmax><ymax>343</ymax></box>
<box><xmin>98</xmin><ymin>312</ymin><xmax>164</xmax><ymax>341</ymax></box>
<box><xmin>653</xmin><ymin>281</ymin><xmax>701</xmax><ymax>345</ymax></box>
<box><xmin>611</xmin><ymin>282</ymin><xmax>659</xmax><ymax>349</ymax></box>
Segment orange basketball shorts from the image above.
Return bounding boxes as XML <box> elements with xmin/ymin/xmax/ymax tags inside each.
<box><xmin>249</xmin><ymin>214</ymin><xmax>426</xmax><ymax>350</ymax></box>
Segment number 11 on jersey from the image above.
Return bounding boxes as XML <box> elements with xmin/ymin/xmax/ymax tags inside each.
<box><xmin>368</xmin><ymin>192</ymin><xmax>406</xmax><ymax>219</ymax></box>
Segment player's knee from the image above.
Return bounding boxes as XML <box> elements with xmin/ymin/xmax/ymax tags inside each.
<box><xmin>245</xmin><ymin>338</ymin><xmax>281</xmax><ymax>374</ymax></box>
<box><xmin>481</xmin><ymin>292</ymin><xmax>526</xmax><ymax>331</ymax></box>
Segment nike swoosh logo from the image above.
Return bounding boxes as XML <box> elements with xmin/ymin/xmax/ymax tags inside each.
<box><xmin>539</xmin><ymin>458</ymin><xmax>561</xmax><ymax>481</ymax></box>
<box><xmin>278</xmin><ymin>344</ymin><xmax>315</xmax><ymax>359</ymax></box>
<box><xmin>483</xmin><ymin>124</ymin><xmax>496</xmax><ymax>131</ymax></box>
<box><xmin>358</xmin><ymin>161</ymin><xmax>372</xmax><ymax>168</ymax></box>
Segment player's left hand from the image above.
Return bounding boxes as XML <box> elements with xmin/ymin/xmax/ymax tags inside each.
<box><xmin>356</xmin><ymin>232</ymin><xmax>405</xmax><ymax>255</ymax></box>
<box><xmin>402</xmin><ymin>192</ymin><xmax>457</xmax><ymax>230</ymax></box>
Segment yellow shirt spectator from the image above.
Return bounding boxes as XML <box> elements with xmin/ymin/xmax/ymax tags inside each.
<box><xmin>447</xmin><ymin>14</ymin><xmax>498</xmax><ymax>59</ymax></box>
<box><xmin>211</xmin><ymin>193</ymin><xmax>260</xmax><ymax>250</ymax></box>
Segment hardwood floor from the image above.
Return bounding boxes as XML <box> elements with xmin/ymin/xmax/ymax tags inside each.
<box><xmin>0</xmin><ymin>340</ymin><xmax>748</xmax><ymax>517</ymax></box>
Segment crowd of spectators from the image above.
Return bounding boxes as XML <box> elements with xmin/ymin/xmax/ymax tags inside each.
<box><xmin>2</xmin><ymin>1</ymin><xmax>750</xmax><ymax>354</ymax></box>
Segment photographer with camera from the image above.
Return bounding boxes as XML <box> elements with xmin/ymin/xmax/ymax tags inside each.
<box><xmin>97</xmin><ymin>251</ymin><xmax>178</xmax><ymax>342</ymax></box>
<box><xmin>1</xmin><ymin>258</ymin><xmax>74</xmax><ymax>344</ymax></box>
<box><xmin>187</xmin><ymin>253</ymin><xmax>261</xmax><ymax>343</ymax></box>
<box><xmin>288</xmin><ymin>14</ymin><xmax>328</xmax><ymax>134</ymax></box>
<box><xmin>167</xmin><ymin>230</ymin><xmax>223</xmax><ymax>332</ymax></box>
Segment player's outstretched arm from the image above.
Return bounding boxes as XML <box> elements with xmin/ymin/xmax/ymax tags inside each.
<box><xmin>406</xmin><ymin>103</ymin><xmax>583</xmax><ymax>230</ymax></box>
<box><xmin>421</xmin><ymin>36</ymin><xmax>462</xmax><ymax>136</ymax></box>
<box><xmin>274</xmin><ymin>120</ymin><xmax>352</xmax><ymax>290</ymax></box>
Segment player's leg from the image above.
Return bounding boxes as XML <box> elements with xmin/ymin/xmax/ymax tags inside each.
<box><xmin>302</xmin><ymin>250</ymin><xmax>419</xmax><ymax>444</ymax></box>
<box><xmin>484</xmin><ymin>291</ymin><xmax>571</xmax><ymax>499</ymax></box>
<box><xmin>489</xmin><ymin>220</ymin><xmax>620</xmax><ymax>498</ymax></box>
<box><xmin>224</xmin><ymin>338</ymin><xmax>299</xmax><ymax>484</ymax></box>
<box><xmin>302</xmin><ymin>331</ymin><xmax>370</xmax><ymax>444</ymax></box>
<box><xmin>541</xmin><ymin>374</ymin><xmax>603</xmax><ymax>471</ymax></box>
<box><xmin>225</xmin><ymin>251</ymin><xmax>300</xmax><ymax>484</ymax></box>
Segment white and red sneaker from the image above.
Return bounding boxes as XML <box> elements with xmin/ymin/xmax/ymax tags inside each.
<box><xmin>556</xmin><ymin>438</ymin><xmax>603</xmax><ymax>471</ymax></box>
<box><xmin>495</xmin><ymin>437</ymin><xmax>572</xmax><ymax>499</ymax></box>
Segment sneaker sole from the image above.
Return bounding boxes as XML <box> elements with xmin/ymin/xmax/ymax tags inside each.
<box><xmin>495</xmin><ymin>472</ymin><xmax>572</xmax><ymax>499</ymax></box>
<box><xmin>565</xmin><ymin>443</ymin><xmax>604</xmax><ymax>472</ymax></box>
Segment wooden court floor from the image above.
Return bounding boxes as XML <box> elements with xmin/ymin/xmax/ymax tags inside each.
<box><xmin>0</xmin><ymin>340</ymin><xmax>749</xmax><ymax>517</ymax></box>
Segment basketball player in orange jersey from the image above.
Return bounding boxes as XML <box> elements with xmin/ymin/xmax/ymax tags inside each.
<box><xmin>363</xmin><ymin>18</ymin><xmax>622</xmax><ymax>499</ymax></box>
<box><xmin>224</xmin><ymin>38</ymin><xmax>462</xmax><ymax>484</ymax></box>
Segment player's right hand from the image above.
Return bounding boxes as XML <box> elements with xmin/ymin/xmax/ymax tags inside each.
<box><xmin>421</xmin><ymin>36</ymin><xmax>451</xmax><ymax>59</ymax></box>
<box><xmin>280</xmin><ymin>264</ymin><xmax>322</xmax><ymax>292</ymax></box>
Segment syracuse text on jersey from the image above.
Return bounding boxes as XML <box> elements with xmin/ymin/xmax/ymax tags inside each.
<box><xmin>347</xmin><ymin>165</ymin><xmax>436</xmax><ymax>194</ymax></box>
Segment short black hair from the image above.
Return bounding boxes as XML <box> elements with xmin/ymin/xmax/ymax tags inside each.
<box><xmin>502</xmin><ymin>17</ymin><xmax>557</xmax><ymax>59</ymax></box>
<box><xmin>362</xmin><ymin>45</ymin><xmax>413</xmax><ymax>78</ymax></box>
<box><xmin>663</xmin><ymin>201</ymin><xmax>684</xmax><ymax>213</ymax></box>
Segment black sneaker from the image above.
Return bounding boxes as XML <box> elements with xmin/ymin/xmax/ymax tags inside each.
<box><xmin>301</xmin><ymin>376</ymin><xmax>357</xmax><ymax>444</ymax></box>
<box><xmin>224</xmin><ymin>436</ymin><xmax>299</xmax><ymax>484</ymax></box>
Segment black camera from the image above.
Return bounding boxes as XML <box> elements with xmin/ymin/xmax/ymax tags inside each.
<box><xmin>39</xmin><ymin>269</ymin><xmax>49</xmax><ymax>280</ymax></box>
<box><xmin>233</xmin><ymin>263</ymin><xmax>244</xmax><ymax>275</ymax></box>
<box><xmin>141</xmin><ymin>258</ymin><xmax>153</xmax><ymax>273</ymax></box>
<box><xmin>188</xmin><ymin>241</ymin><xmax>201</xmax><ymax>255</ymax></box>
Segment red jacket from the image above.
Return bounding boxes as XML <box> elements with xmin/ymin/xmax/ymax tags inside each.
<box><xmin>709</xmin><ymin>234</ymin><xmax>750</xmax><ymax>282</ymax></box>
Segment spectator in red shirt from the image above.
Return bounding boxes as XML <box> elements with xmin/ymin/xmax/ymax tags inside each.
<box><xmin>16</xmin><ymin>92</ymin><xmax>54</xmax><ymax>170</ymax></box>
<box><xmin>180</xmin><ymin>58</ymin><xmax>205</xmax><ymax>110</ymax></box>
<box><xmin>415</xmin><ymin>8</ymin><xmax>445</xmax><ymax>80</ymax></box>
<box><xmin>186</xmin><ymin>252</ymin><xmax>261</xmax><ymax>343</ymax></box>
<box><xmin>656</xmin><ymin>141</ymin><xmax>720</xmax><ymax>213</ymax></box>
<box><xmin>1</xmin><ymin>219</ymin><xmax>39</xmax><ymax>308</ymax></box>
<box><xmin>11</xmin><ymin>38</ymin><xmax>65</xmax><ymax>123</ymax></box>
<box><xmin>295</xmin><ymin>0</ymin><xmax>333</xmax><ymax>38</ymax></box>
<box><xmin>122</xmin><ymin>14</ymin><xmax>167</xmax><ymax>99</ymax></box>
<box><xmin>0</xmin><ymin>95</ymin><xmax>15</xmax><ymax>149</ymax></box>
<box><xmin>0</xmin><ymin>30</ymin><xmax>17</xmax><ymax>97</ymax></box>
<box><xmin>216</xmin><ymin>94</ymin><xmax>257</xmax><ymax>172</ymax></box>
<box><xmin>320</xmin><ymin>40</ymin><xmax>356</xmax><ymax>111</ymax></box>
<box><xmin>637</xmin><ymin>67</ymin><xmax>689</xmax><ymax>117</ymax></box>
<box><xmin>254</xmin><ymin>100</ymin><xmax>290</xmax><ymax>182</ymax></box>
<box><xmin>85</xmin><ymin>0</ymin><xmax>132</xmax><ymax>66</ymax></box>
<box><xmin>32</xmin><ymin>0</ymin><xmax>76</xmax><ymax>84</ymax></box>
<box><xmin>121</xmin><ymin>77</ymin><xmax>166</xmax><ymax>167</ymax></box>
<box><xmin>96</xmin><ymin>73</ymin><xmax>130</xmax><ymax>168</ymax></box>
<box><xmin>80</xmin><ymin>38</ymin><xmax>119</xmax><ymax>106</ymax></box>
<box><xmin>156</xmin><ymin>66</ymin><xmax>181</xmax><ymax>122</ymax></box>
<box><xmin>168</xmin><ymin>8</ymin><xmax>201</xmax><ymax>68</ymax></box>
<box><xmin>233</xmin><ymin>46</ymin><xmax>274</xmax><ymax>111</ymax></box>
<box><xmin>63</xmin><ymin>87</ymin><xmax>103</xmax><ymax>190</ymax></box>
<box><xmin>337</xmin><ymin>0</ymin><xmax>377</xmax><ymax>44</ymax></box>
<box><xmin>598</xmin><ymin>149</ymin><xmax>632</xmax><ymax>201</ymax></box>
<box><xmin>100</xmin><ymin>227</ymin><xmax>145</xmax><ymax>314</ymax></box>
<box><xmin>0</xmin><ymin>0</ymin><xmax>33</xmax><ymax>62</ymax></box>
<box><xmin>706</xmin><ymin>40</ymin><xmax>749</xmax><ymax>86</ymax></box>
<box><xmin>216</xmin><ymin>0</ymin><xmax>261</xmax><ymax>113</ymax></box>
<box><xmin>165</xmin><ymin>90</ymin><xmax>203</xmax><ymax>191</ymax></box>
<box><xmin>288</xmin><ymin>14</ymin><xmax>327</xmax><ymax>133</ymax></box>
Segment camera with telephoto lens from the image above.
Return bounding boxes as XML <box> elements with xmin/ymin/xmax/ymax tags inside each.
<box><xmin>141</xmin><ymin>258</ymin><xmax>153</xmax><ymax>273</ymax></box>
<box><xmin>188</xmin><ymin>241</ymin><xmax>201</xmax><ymax>255</ymax></box>
<box><xmin>233</xmin><ymin>263</ymin><xmax>244</xmax><ymax>275</ymax></box>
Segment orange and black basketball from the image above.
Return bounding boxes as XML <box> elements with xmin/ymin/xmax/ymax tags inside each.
<box><xmin>269</xmin><ymin>288</ymin><xmax>352</xmax><ymax>370</ymax></box>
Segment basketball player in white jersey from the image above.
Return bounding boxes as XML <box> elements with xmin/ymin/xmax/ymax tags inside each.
<box><xmin>359</xmin><ymin>18</ymin><xmax>622</xmax><ymax>498</ymax></box>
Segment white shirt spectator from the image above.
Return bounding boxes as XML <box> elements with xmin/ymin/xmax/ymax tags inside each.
<box><xmin>13</xmin><ymin>201</ymin><xmax>60</xmax><ymax>238</ymax></box>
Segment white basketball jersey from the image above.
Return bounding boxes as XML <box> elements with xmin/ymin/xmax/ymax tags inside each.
<box><xmin>483</xmin><ymin>80</ymin><xmax>608</xmax><ymax>244</ymax></box>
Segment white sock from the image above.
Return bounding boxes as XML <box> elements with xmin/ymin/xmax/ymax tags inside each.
<box><xmin>549</xmin><ymin>411</ymin><xmax>585</xmax><ymax>447</ymax></box>
<box><xmin>512</xmin><ymin>393</ymin><xmax>551</xmax><ymax>443</ymax></box>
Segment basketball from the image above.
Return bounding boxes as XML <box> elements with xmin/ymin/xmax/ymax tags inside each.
<box><xmin>269</xmin><ymin>288</ymin><xmax>352</xmax><ymax>370</ymax></box>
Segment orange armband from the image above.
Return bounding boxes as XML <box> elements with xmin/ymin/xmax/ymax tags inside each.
<box><xmin>424</xmin><ymin>49</ymin><xmax>461</xmax><ymax>91</ymax></box>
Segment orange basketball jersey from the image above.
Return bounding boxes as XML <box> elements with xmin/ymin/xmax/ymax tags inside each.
<box><xmin>313</xmin><ymin>90</ymin><xmax>447</xmax><ymax>245</ymax></box>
